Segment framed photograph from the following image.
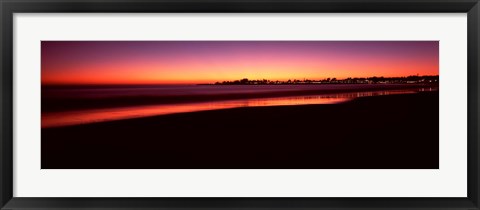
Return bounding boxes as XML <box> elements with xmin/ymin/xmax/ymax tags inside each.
<box><xmin>1</xmin><ymin>0</ymin><xmax>479</xmax><ymax>209</ymax></box>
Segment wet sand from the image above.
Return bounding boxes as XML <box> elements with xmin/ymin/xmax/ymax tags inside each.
<box><xmin>42</xmin><ymin>84</ymin><xmax>435</xmax><ymax>112</ymax></box>
<box><xmin>42</xmin><ymin>91</ymin><xmax>439</xmax><ymax>169</ymax></box>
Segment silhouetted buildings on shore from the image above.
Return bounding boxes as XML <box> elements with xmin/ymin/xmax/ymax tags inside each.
<box><xmin>205</xmin><ymin>75</ymin><xmax>439</xmax><ymax>85</ymax></box>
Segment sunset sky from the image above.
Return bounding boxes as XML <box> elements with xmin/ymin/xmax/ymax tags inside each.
<box><xmin>41</xmin><ymin>41</ymin><xmax>439</xmax><ymax>85</ymax></box>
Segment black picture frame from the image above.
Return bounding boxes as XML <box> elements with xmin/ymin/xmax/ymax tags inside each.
<box><xmin>1</xmin><ymin>0</ymin><xmax>479</xmax><ymax>209</ymax></box>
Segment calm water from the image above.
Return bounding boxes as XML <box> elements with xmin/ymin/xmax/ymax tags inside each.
<box><xmin>42</xmin><ymin>84</ymin><xmax>422</xmax><ymax>99</ymax></box>
<box><xmin>42</xmin><ymin>85</ymin><xmax>436</xmax><ymax>128</ymax></box>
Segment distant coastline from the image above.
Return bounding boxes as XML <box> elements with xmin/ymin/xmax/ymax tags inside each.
<box><xmin>199</xmin><ymin>75</ymin><xmax>439</xmax><ymax>85</ymax></box>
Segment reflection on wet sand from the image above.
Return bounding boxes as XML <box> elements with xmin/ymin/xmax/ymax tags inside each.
<box><xmin>42</xmin><ymin>89</ymin><xmax>429</xmax><ymax>128</ymax></box>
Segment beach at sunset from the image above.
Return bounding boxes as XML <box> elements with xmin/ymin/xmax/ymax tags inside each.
<box><xmin>41</xmin><ymin>41</ymin><xmax>439</xmax><ymax>169</ymax></box>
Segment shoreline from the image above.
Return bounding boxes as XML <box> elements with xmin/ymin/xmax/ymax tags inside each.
<box><xmin>41</xmin><ymin>88</ymin><xmax>428</xmax><ymax>129</ymax></box>
<box><xmin>42</xmin><ymin>83</ymin><xmax>437</xmax><ymax>113</ymax></box>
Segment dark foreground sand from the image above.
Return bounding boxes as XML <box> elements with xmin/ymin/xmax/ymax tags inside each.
<box><xmin>42</xmin><ymin>91</ymin><xmax>439</xmax><ymax>169</ymax></box>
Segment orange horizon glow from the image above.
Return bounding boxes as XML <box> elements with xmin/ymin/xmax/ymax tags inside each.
<box><xmin>42</xmin><ymin>41</ymin><xmax>439</xmax><ymax>85</ymax></box>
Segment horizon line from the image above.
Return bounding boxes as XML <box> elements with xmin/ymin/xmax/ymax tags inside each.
<box><xmin>41</xmin><ymin>74</ymin><xmax>439</xmax><ymax>86</ymax></box>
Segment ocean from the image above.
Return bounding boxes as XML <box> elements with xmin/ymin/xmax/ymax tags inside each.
<box><xmin>41</xmin><ymin>84</ymin><xmax>436</xmax><ymax>128</ymax></box>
